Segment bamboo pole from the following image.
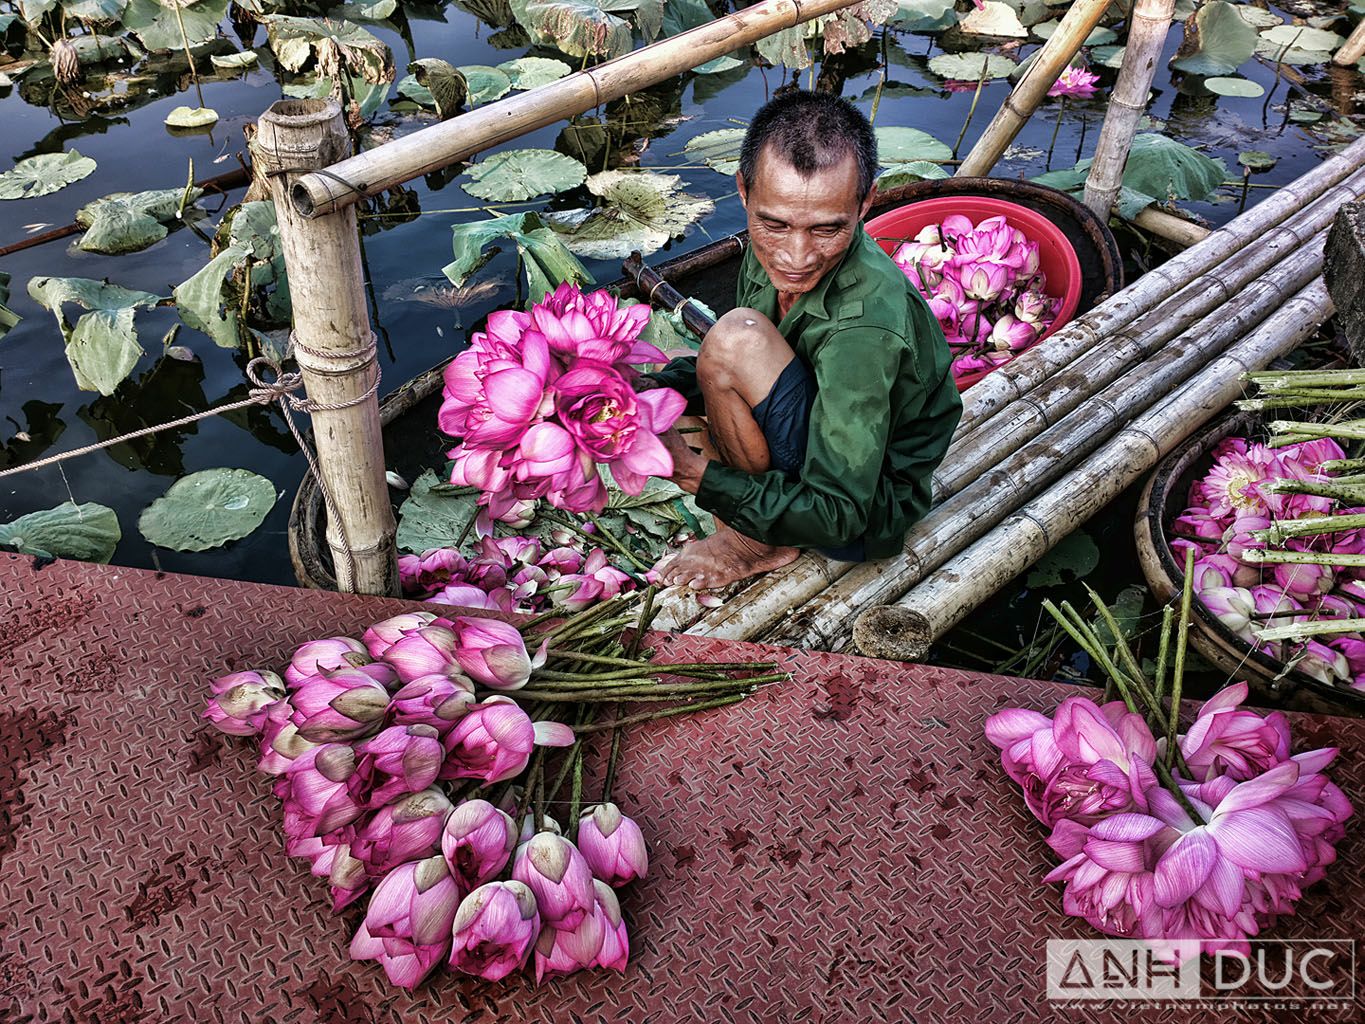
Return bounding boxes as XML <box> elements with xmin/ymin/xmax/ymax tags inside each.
<box><xmin>255</xmin><ymin>99</ymin><xmax>398</xmax><ymax>596</ymax></box>
<box><xmin>765</xmin><ymin>237</ymin><xmax>1327</xmax><ymax>650</ymax></box>
<box><xmin>954</xmin><ymin>0</ymin><xmax>1112</xmax><ymax>178</ymax></box>
<box><xmin>1082</xmin><ymin>0</ymin><xmax>1177</xmax><ymax>220</ymax></box>
<box><xmin>291</xmin><ymin>0</ymin><xmax>865</xmax><ymax>217</ymax></box>
<box><xmin>1132</xmin><ymin>206</ymin><xmax>1211</xmax><ymax>247</ymax></box>
<box><xmin>853</xmin><ymin>279</ymin><xmax>1334</xmax><ymax>661</ymax></box>
<box><xmin>1333</xmin><ymin>19</ymin><xmax>1365</xmax><ymax>66</ymax></box>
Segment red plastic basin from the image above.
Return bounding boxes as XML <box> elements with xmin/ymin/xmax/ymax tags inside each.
<box><xmin>865</xmin><ymin>196</ymin><xmax>1084</xmax><ymax>392</ymax></box>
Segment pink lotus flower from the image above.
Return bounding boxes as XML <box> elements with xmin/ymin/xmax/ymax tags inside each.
<box><xmin>1198</xmin><ymin>586</ymin><xmax>1301</xmax><ymax>645</ymax></box>
<box><xmin>534</xmin><ymin>907</ymin><xmax>606</xmax><ymax>983</ymax></box>
<box><xmin>289</xmin><ymin>667</ymin><xmax>393</xmax><ymax>743</ymax></box>
<box><xmin>285</xmin><ymin>834</ymin><xmax>343</xmax><ymax>878</ymax></box>
<box><xmin>450</xmin><ymin>616</ymin><xmax>537</xmax><ymax>690</ymax></box>
<box><xmin>556</xmin><ymin>549</ymin><xmax>633</xmax><ymax>612</ymax></box>
<box><xmin>399</xmin><ymin>548</ymin><xmax>469</xmax><ymax>597</ymax></box>
<box><xmin>591</xmin><ymin>880</ymin><xmax>629</xmax><ymax>972</ymax></box>
<box><xmin>439</xmin><ymin>309</ymin><xmax>553</xmax><ymax>445</ymax></box>
<box><xmin>389</xmin><ymin>673</ymin><xmax>476</xmax><ymax>734</ymax></box>
<box><xmin>362</xmin><ymin>611</ymin><xmax>448</xmax><ymax>659</ymax></box>
<box><xmin>257</xmin><ymin>699</ymin><xmax>319</xmax><ymax>775</ymax></box>
<box><xmin>524</xmin><ymin>282</ymin><xmax>662</xmax><ymax>366</ymax></box>
<box><xmin>513</xmin><ymin>832</ymin><xmax>597</xmax><ymax>929</ymax></box>
<box><xmin>987</xmin><ymin>314</ymin><xmax>1038</xmax><ymax>352</ymax></box>
<box><xmin>576</xmin><ymin>802</ymin><xmax>649</xmax><ymax>887</ymax></box>
<box><xmin>276</xmin><ymin>743</ymin><xmax>369</xmax><ymax>841</ymax></box>
<box><xmin>1014</xmin><ymin>289</ymin><xmax>1054</xmax><ymax>325</ymax></box>
<box><xmin>327</xmin><ymin>843</ymin><xmax>371</xmax><ymax>912</ymax></box>
<box><xmin>285</xmin><ymin>636</ymin><xmax>370</xmax><ymax>688</ymax></box>
<box><xmin>425</xmin><ymin>583</ymin><xmax>514</xmax><ymax>614</ymax></box>
<box><xmin>350</xmin><ymin>788</ymin><xmax>453</xmax><ymax>876</ymax></box>
<box><xmin>441</xmin><ymin>697</ymin><xmax>537</xmax><ymax>784</ymax></box>
<box><xmin>1048</xmin><ymin>65</ymin><xmax>1100</xmax><ymax>99</ymax></box>
<box><xmin>350</xmin><ymin>854</ymin><xmax>461</xmax><ymax>990</ymax></box>
<box><xmin>1191</xmin><ymin>553</ymin><xmax>1258</xmax><ymax>591</ymax></box>
<box><xmin>1203</xmin><ymin>448</ymin><xmax>1277</xmax><ymax>519</ymax></box>
<box><xmin>448</xmin><ymin>880</ymin><xmax>540</xmax><ymax>981</ymax></box>
<box><xmin>959</xmin><ymin>261</ymin><xmax>1011</xmax><ymax>303</ymax></box>
<box><xmin>1177</xmin><ymin>683</ymin><xmax>1290</xmax><ymax>782</ymax></box>
<box><xmin>357</xmin><ymin>724</ymin><xmax>446</xmax><ymax>807</ymax></box>
<box><xmin>442</xmin><ymin>798</ymin><xmax>518</xmax><ymax>891</ymax></box>
<box><xmin>1329</xmin><ymin>635</ymin><xmax>1365</xmax><ymax>677</ymax></box>
<box><xmin>1272</xmin><ymin>559</ymin><xmax>1335</xmax><ymax>600</ymax></box>
<box><xmin>1277</xmin><ymin>437</ymin><xmax>1346</xmax><ymax>475</ymax></box>
<box><xmin>383</xmin><ymin>626</ymin><xmax>461</xmax><ymax>683</ymax></box>
<box><xmin>1287</xmin><ymin>639</ymin><xmax>1350</xmax><ymax>684</ymax></box>
<box><xmin>204</xmin><ymin>669</ymin><xmax>284</xmax><ymax>736</ymax></box>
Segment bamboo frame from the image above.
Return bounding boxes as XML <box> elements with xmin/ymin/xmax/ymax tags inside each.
<box><xmin>1082</xmin><ymin>0</ymin><xmax>1177</xmax><ymax>220</ymax></box>
<box><xmin>291</xmin><ymin>0</ymin><xmax>867</xmax><ymax>217</ymax></box>
<box><xmin>1333</xmin><ymin>19</ymin><xmax>1365</xmax><ymax>67</ymax></box>
<box><xmin>1132</xmin><ymin>206</ymin><xmax>1212</xmax><ymax>248</ymax></box>
<box><xmin>854</xmin><ymin>280</ymin><xmax>1334</xmax><ymax>661</ymax></box>
<box><xmin>256</xmin><ymin>100</ymin><xmax>398</xmax><ymax>596</ymax></box>
<box><xmin>954</xmin><ymin>0</ymin><xmax>1112</xmax><ymax>178</ymax></box>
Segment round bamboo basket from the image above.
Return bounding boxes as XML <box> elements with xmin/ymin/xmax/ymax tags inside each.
<box><xmin>1135</xmin><ymin>409</ymin><xmax>1365</xmax><ymax>714</ymax></box>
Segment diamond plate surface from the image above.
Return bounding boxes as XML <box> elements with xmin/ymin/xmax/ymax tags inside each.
<box><xmin>0</xmin><ymin>551</ymin><xmax>1361</xmax><ymax>1023</ymax></box>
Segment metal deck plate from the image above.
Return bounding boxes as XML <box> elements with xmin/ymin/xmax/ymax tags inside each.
<box><xmin>0</xmin><ymin>552</ymin><xmax>1361</xmax><ymax>1022</ymax></box>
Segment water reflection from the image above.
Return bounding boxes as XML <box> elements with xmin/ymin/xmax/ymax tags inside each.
<box><xmin>77</xmin><ymin>356</ymin><xmax>208</xmax><ymax>476</ymax></box>
<box><xmin>2</xmin><ymin>401</ymin><xmax>66</xmax><ymax>470</ymax></box>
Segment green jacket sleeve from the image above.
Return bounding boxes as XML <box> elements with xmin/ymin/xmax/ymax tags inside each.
<box><xmin>694</xmin><ymin>326</ymin><xmax>909</xmax><ymax>549</ymax></box>
<box><xmin>639</xmin><ymin>355</ymin><xmax>705</xmax><ymax>416</ymax></box>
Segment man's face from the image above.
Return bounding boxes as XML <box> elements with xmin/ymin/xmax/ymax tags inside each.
<box><xmin>736</xmin><ymin>146</ymin><xmax>876</xmax><ymax>299</ymax></box>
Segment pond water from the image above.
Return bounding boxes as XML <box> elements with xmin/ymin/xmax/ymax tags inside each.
<box><xmin>0</xmin><ymin>0</ymin><xmax>1360</xmax><ymax>680</ymax></box>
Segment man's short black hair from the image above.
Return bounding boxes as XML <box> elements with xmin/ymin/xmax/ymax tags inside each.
<box><xmin>738</xmin><ymin>90</ymin><xmax>878</xmax><ymax>200</ymax></box>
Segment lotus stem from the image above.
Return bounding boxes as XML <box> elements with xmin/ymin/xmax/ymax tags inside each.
<box><xmin>953</xmin><ymin>65</ymin><xmax>990</xmax><ymax>158</ymax></box>
<box><xmin>1045</xmin><ymin>97</ymin><xmax>1066</xmax><ymax>169</ymax></box>
<box><xmin>1241</xmin><ymin>548</ymin><xmax>1365</xmax><ymax>568</ymax></box>
<box><xmin>1253</xmin><ymin>513</ymin><xmax>1365</xmax><ymax>544</ymax></box>
<box><xmin>1263</xmin><ymin>478</ymin><xmax>1365</xmax><ymax>505</ymax></box>
<box><xmin>574</xmin><ymin>693</ymin><xmax>749</xmax><ymax>733</ymax></box>
<box><xmin>1321</xmin><ymin>458</ymin><xmax>1365</xmax><ymax>473</ymax></box>
<box><xmin>1254</xmin><ymin>617</ymin><xmax>1365</xmax><ymax>642</ymax></box>
<box><xmin>567</xmin><ymin>742</ymin><xmax>585</xmax><ymax>842</ymax></box>
<box><xmin>1153</xmin><ymin>605</ymin><xmax>1174</xmax><ymax>704</ymax></box>
<box><xmin>516</xmin><ymin>745</ymin><xmax>547</xmax><ymax>828</ymax></box>
<box><xmin>1246</xmin><ymin>368</ymin><xmax>1365</xmax><ymax>387</ymax></box>
<box><xmin>584</xmin><ymin>512</ymin><xmax>652</xmax><ymax>573</ymax></box>
<box><xmin>1267</xmin><ymin>418</ymin><xmax>1365</xmax><ymax>441</ymax></box>
<box><xmin>1166</xmin><ymin>547</ymin><xmax>1195</xmax><ymax>772</ymax></box>
<box><xmin>602</xmin><ymin>705</ymin><xmax>623</xmax><ymax>802</ymax></box>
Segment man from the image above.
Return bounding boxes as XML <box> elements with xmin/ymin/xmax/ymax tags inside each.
<box><xmin>648</xmin><ymin>91</ymin><xmax>962</xmax><ymax>590</ymax></box>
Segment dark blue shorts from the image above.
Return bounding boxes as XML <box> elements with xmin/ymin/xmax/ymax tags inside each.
<box><xmin>751</xmin><ymin>358</ymin><xmax>867</xmax><ymax>562</ymax></box>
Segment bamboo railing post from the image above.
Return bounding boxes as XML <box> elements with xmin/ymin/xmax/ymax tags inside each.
<box><xmin>1333</xmin><ymin>19</ymin><xmax>1365</xmax><ymax>67</ymax></box>
<box><xmin>954</xmin><ymin>0</ymin><xmax>1111</xmax><ymax>178</ymax></box>
<box><xmin>255</xmin><ymin>99</ymin><xmax>398</xmax><ymax>596</ymax></box>
<box><xmin>1082</xmin><ymin>0</ymin><xmax>1176</xmax><ymax>220</ymax></box>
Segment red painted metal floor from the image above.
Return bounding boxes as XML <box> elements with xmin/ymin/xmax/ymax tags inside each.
<box><xmin>0</xmin><ymin>552</ymin><xmax>1362</xmax><ymax>1023</ymax></box>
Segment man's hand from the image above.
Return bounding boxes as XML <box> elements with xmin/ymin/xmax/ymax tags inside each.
<box><xmin>660</xmin><ymin>427</ymin><xmax>708</xmax><ymax>495</ymax></box>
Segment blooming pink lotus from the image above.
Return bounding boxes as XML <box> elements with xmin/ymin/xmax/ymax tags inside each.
<box><xmin>1202</xmin><ymin>447</ymin><xmax>1277</xmax><ymax>519</ymax></box>
<box><xmin>350</xmin><ymin>854</ymin><xmax>461</xmax><ymax>989</ymax></box>
<box><xmin>1048</xmin><ymin>65</ymin><xmax>1100</xmax><ymax>99</ymax></box>
<box><xmin>442</xmin><ymin>799</ymin><xmax>518</xmax><ymax>891</ymax></box>
<box><xmin>1177</xmin><ymin>683</ymin><xmax>1290</xmax><ymax>782</ymax></box>
<box><xmin>350</xmin><ymin>788</ymin><xmax>453</xmax><ymax>877</ymax></box>
<box><xmin>576</xmin><ymin>802</ymin><xmax>649</xmax><ymax>886</ymax></box>
<box><xmin>523</xmin><ymin>282</ymin><xmax>663</xmax><ymax>366</ymax></box>
<box><xmin>204</xmin><ymin>669</ymin><xmax>284</xmax><ymax>737</ymax></box>
<box><xmin>557</xmin><ymin>549</ymin><xmax>633</xmax><ymax>612</ymax></box>
<box><xmin>959</xmin><ymin>261</ymin><xmax>1011</xmax><ymax>303</ymax></box>
<box><xmin>448</xmin><ymin>880</ymin><xmax>540</xmax><ymax>981</ymax></box>
<box><xmin>513</xmin><ymin>832</ymin><xmax>597</xmax><ymax>929</ymax></box>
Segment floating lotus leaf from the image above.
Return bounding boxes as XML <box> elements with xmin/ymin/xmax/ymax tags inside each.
<box><xmin>63</xmin><ymin>0</ymin><xmax>125</xmax><ymax>20</ymax></box>
<box><xmin>0</xmin><ymin>150</ymin><xmax>96</xmax><ymax>200</ymax></box>
<box><xmin>888</xmin><ymin>0</ymin><xmax>956</xmax><ymax>32</ymax></box>
<box><xmin>211</xmin><ymin>50</ymin><xmax>260</xmax><ymax>70</ymax></box>
<box><xmin>1026</xmin><ymin>528</ymin><xmax>1098</xmax><ymax>587</ymax></box>
<box><xmin>547</xmin><ymin>170</ymin><xmax>715</xmax><ymax>260</ymax></box>
<box><xmin>1116</xmin><ymin>186</ymin><xmax>1157</xmax><ymax>221</ymax></box>
<box><xmin>926</xmin><ymin>52</ymin><xmax>1017</xmax><ymax>81</ymax></box>
<box><xmin>335</xmin><ymin>0</ymin><xmax>396</xmax><ymax>20</ymax></box>
<box><xmin>396</xmin><ymin>470</ymin><xmax>481</xmax><ymax>552</ymax></box>
<box><xmin>408</xmin><ymin>58</ymin><xmax>467</xmax><ymax>118</ymax></box>
<box><xmin>1238</xmin><ymin>149</ymin><xmax>1277</xmax><ymax>170</ymax></box>
<box><xmin>0</xmin><ymin>502</ymin><xmax>121</xmax><ymax>562</ymax></box>
<box><xmin>0</xmin><ymin>272</ymin><xmax>19</xmax><ymax>340</ymax></box>
<box><xmin>877</xmin><ymin>161</ymin><xmax>951</xmax><ymax>188</ymax></box>
<box><xmin>123</xmin><ymin>0</ymin><xmax>229</xmax><ymax>52</ymax></box>
<box><xmin>496</xmin><ymin>55</ymin><xmax>571</xmax><ymax>89</ymax></box>
<box><xmin>1092</xmin><ymin>45</ymin><xmax>1125</xmax><ymax>68</ymax></box>
<box><xmin>1170</xmin><ymin>0</ymin><xmax>1258</xmax><ymax>76</ymax></box>
<box><xmin>1237</xmin><ymin>6</ymin><xmax>1282</xmax><ymax>29</ymax></box>
<box><xmin>138</xmin><ymin>467</ymin><xmax>277</xmax><ymax>551</ymax></box>
<box><xmin>683</xmin><ymin>127</ymin><xmax>746</xmax><ymax>174</ymax></box>
<box><xmin>266</xmin><ymin>15</ymin><xmax>394</xmax><ymax>82</ymax></box>
<box><xmin>1255</xmin><ymin>24</ymin><xmax>1343</xmax><ymax>65</ymax></box>
<box><xmin>1034</xmin><ymin>135</ymin><xmax>1224</xmax><ymax>207</ymax></box>
<box><xmin>959</xmin><ymin>0</ymin><xmax>1027</xmax><ymax>37</ymax></box>
<box><xmin>875</xmin><ymin>126</ymin><xmax>953</xmax><ymax>164</ymax></box>
<box><xmin>1031</xmin><ymin>18</ymin><xmax>1115</xmax><ymax>44</ymax></box>
<box><xmin>459</xmin><ymin>64</ymin><xmax>512</xmax><ymax>104</ymax></box>
<box><xmin>1205</xmin><ymin>76</ymin><xmax>1264</xmax><ymax>97</ymax></box>
<box><xmin>76</xmin><ymin>187</ymin><xmax>201</xmax><ymax>254</ymax></box>
<box><xmin>509</xmin><ymin>0</ymin><xmax>633</xmax><ymax>59</ymax></box>
<box><xmin>174</xmin><ymin>247</ymin><xmax>246</xmax><ymax>348</ymax></box>
<box><xmin>27</xmin><ymin>276</ymin><xmax>161</xmax><ymax>394</ymax></box>
<box><xmin>164</xmin><ymin>105</ymin><xmax>219</xmax><ymax>129</ymax></box>
<box><xmin>444</xmin><ymin>211</ymin><xmax>593</xmax><ymax>305</ymax></box>
<box><xmin>463</xmin><ymin>148</ymin><xmax>587</xmax><ymax>201</ymax></box>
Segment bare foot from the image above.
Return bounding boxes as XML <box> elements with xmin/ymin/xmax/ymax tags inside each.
<box><xmin>651</xmin><ymin>527</ymin><xmax>799</xmax><ymax>590</ymax></box>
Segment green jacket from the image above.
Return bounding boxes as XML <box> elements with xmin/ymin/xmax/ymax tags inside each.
<box><xmin>649</xmin><ymin>227</ymin><xmax>962</xmax><ymax>559</ymax></box>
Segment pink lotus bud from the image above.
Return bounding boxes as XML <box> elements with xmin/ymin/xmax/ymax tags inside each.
<box><xmin>959</xmin><ymin>261</ymin><xmax>1010</xmax><ymax>303</ymax></box>
<box><xmin>1290</xmin><ymin>640</ymin><xmax>1351</xmax><ymax>684</ymax></box>
<box><xmin>590</xmin><ymin>880</ymin><xmax>629</xmax><ymax>973</ymax></box>
<box><xmin>533</xmin><ymin>907</ymin><xmax>605</xmax><ymax>984</ymax></box>
<box><xmin>987</xmin><ymin>314</ymin><xmax>1038</xmax><ymax>353</ymax></box>
<box><xmin>285</xmin><ymin>636</ymin><xmax>371</xmax><ymax>688</ymax></box>
<box><xmin>327</xmin><ymin>843</ymin><xmax>371</xmax><ymax>911</ymax></box>
<box><xmin>1197</xmin><ymin>586</ymin><xmax>1257</xmax><ymax>642</ymax></box>
<box><xmin>204</xmin><ymin>669</ymin><xmax>284</xmax><ymax>736</ymax></box>
<box><xmin>1191</xmin><ymin>554</ymin><xmax>1257</xmax><ymax>592</ymax></box>
<box><xmin>442</xmin><ymin>799</ymin><xmax>517</xmax><ymax>890</ymax></box>
<box><xmin>258</xmin><ymin>699</ymin><xmax>320</xmax><ymax>775</ymax></box>
<box><xmin>357</xmin><ymin>724</ymin><xmax>446</xmax><ymax>806</ymax></box>
<box><xmin>285</xmin><ymin>835</ymin><xmax>343</xmax><ymax>878</ymax></box>
<box><xmin>1014</xmin><ymin>289</ymin><xmax>1053</xmax><ymax>325</ymax></box>
<box><xmin>448</xmin><ymin>881</ymin><xmax>540</xmax><ymax>981</ymax></box>
<box><xmin>451</xmin><ymin>616</ymin><xmax>535</xmax><ymax>690</ymax></box>
<box><xmin>389</xmin><ymin>673</ymin><xmax>476</xmax><ymax>734</ymax></box>
<box><xmin>538</xmin><ymin>546</ymin><xmax>585</xmax><ymax>577</ymax></box>
<box><xmin>441</xmin><ymin>697</ymin><xmax>535</xmax><ymax>784</ymax></box>
<box><xmin>517</xmin><ymin>813</ymin><xmax>563</xmax><ymax>849</ymax></box>
<box><xmin>289</xmin><ymin>667</ymin><xmax>392</xmax><ymax>743</ymax></box>
<box><xmin>350</xmin><ymin>787</ymin><xmax>454</xmax><ymax>876</ymax></box>
<box><xmin>1273</xmin><ymin>559</ymin><xmax>1335</xmax><ymax>600</ymax></box>
<box><xmin>363</xmin><ymin>612</ymin><xmax>447</xmax><ymax>659</ymax></box>
<box><xmin>548</xmin><ymin>527</ymin><xmax>578</xmax><ymax>548</ymax></box>
<box><xmin>1225</xmin><ymin>515</ymin><xmax>1271</xmax><ymax>564</ymax></box>
<box><xmin>576</xmin><ymin>802</ymin><xmax>648</xmax><ymax>887</ymax></box>
<box><xmin>350</xmin><ymin>855</ymin><xmax>460</xmax><ymax>990</ymax></box>
<box><xmin>383</xmin><ymin>625</ymin><xmax>461</xmax><ymax>683</ymax></box>
<box><xmin>276</xmin><ymin>744</ymin><xmax>368</xmax><ymax>841</ymax></box>
<box><xmin>1330</xmin><ymin>635</ymin><xmax>1365</xmax><ymax>676</ymax></box>
<box><xmin>512</xmin><ymin>833</ymin><xmax>596</xmax><ymax>928</ymax></box>
<box><xmin>398</xmin><ymin>553</ymin><xmax>423</xmax><ymax>594</ymax></box>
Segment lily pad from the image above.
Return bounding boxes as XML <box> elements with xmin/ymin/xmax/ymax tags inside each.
<box><xmin>926</xmin><ymin>51</ymin><xmax>1017</xmax><ymax>81</ymax></box>
<box><xmin>877</xmin><ymin>161</ymin><xmax>951</xmax><ymax>187</ymax></box>
<box><xmin>1255</xmin><ymin>24</ymin><xmax>1343</xmax><ymax>64</ymax></box>
<box><xmin>407</xmin><ymin>59</ymin><xmax>468</xmax><ymax>118</ymax></box>
<box><xmin>1205</xmin><ymin>76</ymin><xmax>1264</xmax><ymax>97</ymax></box>
<box><xmin>496</xmin><ymin>55</ymin><xmax>571</xmax><ymax>89</ymax></box>
<box><xmin>1092</xmin><ymin>45</ymin><xmax>1125</xmax><ymax>68</ymax></box>
<box><xmin>27</xmin><ymin>276</ymin><xmax>162</xmax><ymax>395</ymax></box>
<box><xmin>164</xmin><ymin>105</ymin><xmax>219</xmax><ymax>129</ymax></box>
<box><xmin>683</xmin><ymin>127</ymin><xmax>746</xmax><ymax>174</ymax></box>
<box><xmin>0</xmin><ymin>502</ymin><xmax>121</xmax><ymax>562</ymax></box>
<box><xmin>459</xmin><ymin>63</ymin><xmax>513</xmax><ymax>104</ymax></box>
<box><xmin>211</xmin><ymin>50</ymin><xmax>260</xmax><ymax>70</ymax></box>
<box><xmin>266</xmin><ymin>15</ymin><xmax>394</xmax><ymax>83</ymax></box>
<box><xmin>124</xmin><ymin>0</ymin><xmax>229</xmax><ymax>52</ymax></box>
<box><xmin>1026</xmin><ymin>529</ymin><xmax>1099</xmax><ymax>587</ymax></box>
<box><xmin>1238</xmin><ymin>149</ymin><xmax>1278</xmax><ymax>170</ymax></box>
<box><xmin>463</xmin><ymin>148</ymin><xmax>587</xmax><ymax>201</ymax></box>
<box><xmin>1237</xmin><ymin>6</ymin><xmax>1282</xmax><ymax>29</ymax></box>
<box><xmin>1031</xmin><ymin>18</ymin><xmax>1115</xmax><ymax>44</ymax></box>
<box><xmin>0</xmin><ymin>272</ymin><xmax>19</xmax><ymax>340</ymax></box>
<box><xmin>335</xmin><ymin>0</ymin><xmax>397</xmax><ymax>19</ymax></box>
<box><xmin>0</xmin><ymin>150</ymin><xmax>97</xmax><ymax>200</ymax></box>
<box><xmin>875</xmin><ymin>126</ymin><xmax>953</xmax><ymax>164</ymax></box>
<box><xmin>397</xmin><ymin>470</ymin><xmax>482</xmax><ymax>552</ymax></box>
<box><xmin>509</xmin><ymin>0</ymin><xmax>633</xmax><ymax>59</ymax></box>
<box><xmin>76</xmin><ymin>187</ymin><xmax>201</xmax><ymax>255</ymax></box>
<box><xmin>547</xmin><ymin>170</ymin><xmax>715</xmax><ymax>260</ymax></box>
<box><xmin>445</xmin><ymin>211</ymin><xmax>593</xmax><ymax>305</ymax></box>
<box><xmin>138</xmin><ymin>467</ymin><xmax>277</xmax><ymax>551</ymax></box>
<box><xmin>959</xmin><ymin>0</ymin><xmax>1027</xmax><ymax>37</ymax></box>
<box><xmin>1170</xmin><ymin>0</ymin><xmax>1258</xmax><ymax>76</ymax></box>
<box><xmin>888</xmin><ymin>0</ymin><xmax>956</xmax><ymax>33</ymax></box>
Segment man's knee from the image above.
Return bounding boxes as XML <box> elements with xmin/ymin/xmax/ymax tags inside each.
<box><xmin>699</xmin><ymin>307</ymin><xmax>769</xmax><ymax>380</ymax></box>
